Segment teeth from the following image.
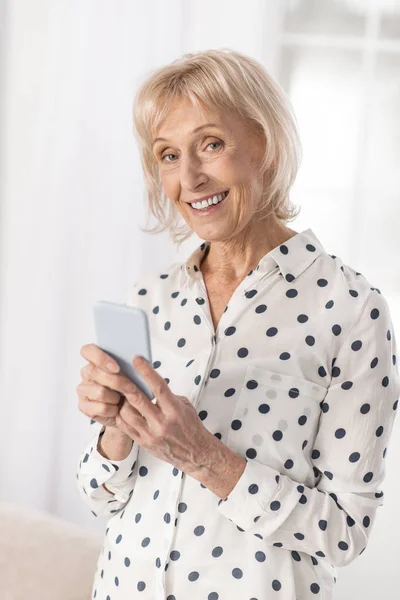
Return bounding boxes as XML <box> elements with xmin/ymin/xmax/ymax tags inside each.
<box><xmin>191</xmin><ymin>191</ymin><xmax>228</xmax><ymax>210</ymax></box>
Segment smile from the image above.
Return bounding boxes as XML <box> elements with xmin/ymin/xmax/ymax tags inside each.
<box><xmin>190</xmin><ymin>190</ymin><xmax>229</xmax><ymax>215</ymax></box>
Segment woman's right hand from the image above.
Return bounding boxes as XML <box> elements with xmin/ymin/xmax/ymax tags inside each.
<box><xmin>76</xmin><ymin>343</ymin><xmax>139</xmax><ymax>429</ymax></box>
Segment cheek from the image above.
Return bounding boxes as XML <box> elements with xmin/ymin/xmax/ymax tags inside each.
<box><xmin>160</xmin><ymin>173</ymin><xmax>178</xmax><ymax>200</ymax></box>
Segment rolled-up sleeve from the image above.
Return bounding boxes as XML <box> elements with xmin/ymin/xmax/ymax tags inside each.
<box><xmin>76</xmin><ymin>424</ymin><xmax>140</xmax><ymax>518</ymax></box>
<box><xmin>217</xmin><ymin>289</ymin><xmax>400</xmax><ymax>567</ymax></box>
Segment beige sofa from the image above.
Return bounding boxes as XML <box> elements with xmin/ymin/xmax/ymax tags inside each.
<box><xmin>0</xmin><ymin>502</ymin><xmax>103</xmax><ymax>600</ymax></box>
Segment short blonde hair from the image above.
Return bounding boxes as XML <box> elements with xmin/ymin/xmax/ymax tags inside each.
<box><xmin>132</xmin><ymin>48</ymin><xmax>302</xmax><ymax>247</ymax></box>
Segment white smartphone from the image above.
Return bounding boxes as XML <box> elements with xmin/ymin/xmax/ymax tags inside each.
<box><xmin>93</xmin><ymin>300</ymin><xmax>155</xmax><ymax>401</ymax></box>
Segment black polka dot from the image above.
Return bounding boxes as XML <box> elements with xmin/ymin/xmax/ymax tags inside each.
<box><xmin>351</xmin><ymin>340</ymin><xmax>362</xmax><ymax>351</ymax></box>
<box><xmin>341</xmin><ymin>381</ymin><xmax>353</xmax><ymax>390</ymax></box>
<box><xmin>237</xmin><ymin>347</ymin><xmax>249</xmax><ymax>358</ymax></box>
<box><xmin>297</xmin><ymin>314</ymin><xmax>308</xmax><ymax>323</ymax></box>
<box><xmin>272</xmin><ymin>579</ymin><xmax>282</xmax><ymax>591</ymax></box>
<box><xmin>349</xmin><ymin>452</ymin><xmax>360</xmax><ymax>462</ymax></box>
<box><xmin>247</xmin><ymin>379</ymin><xmax>258</xmax><ymax>390</ymax></box>
<box><xmin>209</xmin><ymin>368</ymin><xmax>220</xmax><ymax>379</ymax></box>
<box><xmin>224</xmin><ymin>388</ymin><xmax>235</xmax><ymax>397</ymax></box>
<box><xmin>255</xmin><ymin>304</ymin><xmax>267</xmax><ymax>313</ymax></box>
<box><xmin>225</xmin><ymin>326</ymin><xmax>236</xmax><ymax>336</ymax></box>
<box><xmin>335</xmin><ymin>428</ymin><xmax>346</xmax><ymax>439</ymax></box>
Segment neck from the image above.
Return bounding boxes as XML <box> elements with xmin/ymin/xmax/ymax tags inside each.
<box><xmin>200</xmin><ymin>216</ymin><xmax>297</xmax><ymax>284</ymax></box>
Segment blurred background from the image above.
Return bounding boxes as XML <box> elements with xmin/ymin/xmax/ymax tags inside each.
<box><xmin>0</xmin><ymin>1</ymin><xmax>399</xmax><ymax>598</ymax></box>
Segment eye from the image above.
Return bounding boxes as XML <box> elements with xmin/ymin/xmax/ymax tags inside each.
<box><xmin>160</xmin><ymin>153</ymin><xmax>177</xmax><ymax>163</ymax></box>
<box><xmin>160</xmin><ymin>140</ymin><xmax>223</xmax><ymax>163</ymax></box>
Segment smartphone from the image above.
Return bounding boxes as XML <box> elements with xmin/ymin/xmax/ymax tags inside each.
<box><xmin>93</xmin><ymin>300</ymin><xmax>155</xmax><ymax>401</ymax></box>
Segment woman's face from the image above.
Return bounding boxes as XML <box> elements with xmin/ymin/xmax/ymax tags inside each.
<box><xmin>152</xmin><ymin>97</ymin><xmax>267</xmax><ymax>242</ymax></box>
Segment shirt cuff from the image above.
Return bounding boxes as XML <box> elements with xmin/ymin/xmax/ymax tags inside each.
<box><xmin>216</xmin><ymin>459</ymin><xmax>299</xmax><ymax>534</ymax></box>
<box><xmin>81</xmin><ymin>425</ymin><xmax>140</xmax><ymax>503</ymax></box>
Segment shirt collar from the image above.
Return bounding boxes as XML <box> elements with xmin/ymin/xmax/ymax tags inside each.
<box><xmin>182</xmin><ymin>228</ymin><xmax>326</xmax><ymax>284</ymax></box>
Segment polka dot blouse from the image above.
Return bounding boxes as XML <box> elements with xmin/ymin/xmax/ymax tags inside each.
<box><xmin>77</xmin><ymin>227</ymin><xmax>400</xmax><ymax>600</ymax></box>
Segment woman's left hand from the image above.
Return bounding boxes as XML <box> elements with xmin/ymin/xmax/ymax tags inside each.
<box><xmin>115</xmin><ymin>355</ymin><xmax>215</xmax><ymax>474</ymax></box>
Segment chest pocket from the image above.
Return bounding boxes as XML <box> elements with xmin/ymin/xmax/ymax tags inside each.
<box><xmin>226</xmin><ymin>366</ymin><xmax>328</xmax><ymax>474</ymax></box>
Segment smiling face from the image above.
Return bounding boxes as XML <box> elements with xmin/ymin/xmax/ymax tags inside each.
<box><xmin>152</xmin><ymin>97</ymin><xmax>268</xmax><ymax>243</ymax></box>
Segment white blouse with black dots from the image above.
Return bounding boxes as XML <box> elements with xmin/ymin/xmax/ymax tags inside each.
<box><xmin>77</xmin><ymin>227</ymin><xmax>400</xmax><ymax>600</ymax></box>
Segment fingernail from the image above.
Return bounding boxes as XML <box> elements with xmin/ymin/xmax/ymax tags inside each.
<box><xmin>107</xmin><ymin>361</ymin><xmax>119</xmax><ymax>373</ymax></box>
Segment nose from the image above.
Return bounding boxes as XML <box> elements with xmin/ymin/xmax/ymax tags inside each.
<box><xmin>179</xmin><ymin>153</ymin><xmax>209</xmax><ymax>193</ymax></box>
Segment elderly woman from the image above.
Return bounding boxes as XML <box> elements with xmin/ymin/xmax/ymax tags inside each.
<box><xmin>76</xmin><ymin>49</ymin><xmax>400</xmax><ymax>600</ymax></box>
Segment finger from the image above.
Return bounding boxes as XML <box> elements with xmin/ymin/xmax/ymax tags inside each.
<box><xmin>116</xmin><ymin>408</ymin><xmax>143</xmax><ymax>440</ymax></box>
<box><xmin>124</xmin><ymin>387</ymin><xmax>160</xmax><ymax>422</ymax></box>
<box><xmin>76</xmin><ymin>381</ymin><xmax>122</xmax><ymax>405</ymax></box>
<box><xmin>80</xmin><ymin>364</ymin><xmax>138</xmax><ymax>398</ymax></box>
<box><xmin>80</xmin><ymin>343</ymin><xmax>120</xmax><ymax>374</ymax></box>
<box><xmin>78</xmin><ymin>395</ymin><xmax>120</xmax><ymax>419</ymax></box>
<box><xmin>130</xmin><ymin>355</ymin><xmax>168</xmax><ymax>414</ymax></box>
<box><xmin>119</xmin><ymin>398</ymin><xmax>146</xmax><ymax>425</ymax></box>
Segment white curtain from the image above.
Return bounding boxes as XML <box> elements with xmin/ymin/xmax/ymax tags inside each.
<box><xmin>1</xmin><ymin>1</ymin><xmax>399</xmax><ymax>598</ymax></box>
<box><xmin>0</xmin><ymin>0</ymin><xmax>283</xmax><ymax>529</ymax></box>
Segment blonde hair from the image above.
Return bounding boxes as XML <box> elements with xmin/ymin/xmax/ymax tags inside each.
<box><xmin>132</xmin><ymin>48</ymin><xmax>302</xmax><ymax>247</ymax></box>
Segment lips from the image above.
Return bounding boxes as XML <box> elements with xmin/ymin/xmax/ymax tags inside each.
<box><xmin>189</xmin><ymin>190</ymin><xmax>230</xmax><ymax>215</ymax></box>
<box><xmin>191</xmin><ymin>190</ymin><xmax>229</xmax><ymax>208</ymax></box>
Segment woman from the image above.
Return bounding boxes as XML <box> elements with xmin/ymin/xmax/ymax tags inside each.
<box><xmin>76</xmin><ymin>49</ymin><xmax>400</xmax><ymax>600</ymax></box>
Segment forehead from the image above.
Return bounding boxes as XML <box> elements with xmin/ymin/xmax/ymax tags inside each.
<box><xmin>154</xmin><ymin>97</ymin><xmax>231</xmax><ymax>135</ymax></box>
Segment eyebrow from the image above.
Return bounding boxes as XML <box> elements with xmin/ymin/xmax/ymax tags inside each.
<box><xmin>152</xmin><ymin>123</ymin><xmax>221</xmax><ymax>146</ymax></box>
